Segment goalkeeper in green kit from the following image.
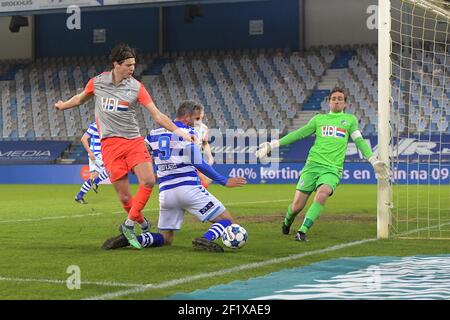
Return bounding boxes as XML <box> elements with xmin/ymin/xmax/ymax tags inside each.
<box><xmin>255</xmin><ymin>88</ymin><xmax>388</xmax><ymax>241</ymax></box>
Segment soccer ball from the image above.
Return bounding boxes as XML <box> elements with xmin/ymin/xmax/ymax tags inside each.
<box><xmin>221</xmin><ymin>224</ymin><xmax>248</xmax><ymax>249</ymax></box>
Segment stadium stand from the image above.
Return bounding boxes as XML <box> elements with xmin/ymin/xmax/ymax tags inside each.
<box><xmin>1</xmin><ymin>44</ymin><xmax>449</xmax><ymax>163</ymax></box>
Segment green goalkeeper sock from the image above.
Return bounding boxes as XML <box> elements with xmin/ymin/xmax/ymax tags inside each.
<box><xmin>284</xmin><ymin>205</ymin><xmax>297</xmax><ymax>227</ymax></box>
<box><xmin>299</xmin><ymin>202</ymin><xmax>324</xmax><ymax>234</ymax></box>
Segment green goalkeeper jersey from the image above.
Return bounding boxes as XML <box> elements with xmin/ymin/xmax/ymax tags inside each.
<box><xmin>279</xmin><ymin>111</ymin><xmax>371</xmax><ymax>173</ymax></box>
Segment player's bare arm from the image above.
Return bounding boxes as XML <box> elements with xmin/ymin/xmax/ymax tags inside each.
<box><xmin>54</xmin><ymin>90</ymin><xmax>93</xmax><ymax>111</ymax></box>
<box><xmin>80</xmin><ymin>133</ymin><xmax>96</xmax><ymax>161</ymax></box>
<box><xmin>225</xmin><ymin>177</ymin><xmax>247</xmax><ymax>188</ymax></box>
<box><xmin>143</xmin><ymin>101</ymin><xmax>194</xmax><ymax>143</ymax></box>
<box><xmin>202</xmin><ymin>141</ymin><xmax>214</xmax><ymax>165</ymax></box>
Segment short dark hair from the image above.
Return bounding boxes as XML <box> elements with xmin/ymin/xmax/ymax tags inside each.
<box><xmin>176</xmin><ymin>100</ymin><xmax>204</xmax><ymax>118</ymax></box>
<box><xmin>328</xmin><ymin>88</ymin><xmax>347</xmax><ymax>102</ymax></box>
<box><xmin>110</xmin><ymin>43</ymin><xmax>136</xmax><ymax>65</ymax></box>
<box><xmin>192</xmin><ymin>102</ymin><xmax>204</xmax><ymax>114</ymax></box>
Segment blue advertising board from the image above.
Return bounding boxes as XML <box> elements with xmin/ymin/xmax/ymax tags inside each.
<box><xmin>0</xmin><ymin>163</ymin><xmax>448</xmax><ymax>184</ymax></box>
<box><xmin>0</xmin><ymin>141</ymin><xmax>72</xmax><ymax>164</ymax></box>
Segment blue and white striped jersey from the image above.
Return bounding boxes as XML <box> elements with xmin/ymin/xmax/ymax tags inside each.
<box><xmin>86</xmin><ymin>122</ymin><xmax>102</xmax><ymax>158</ymax></box>
<box><xmin>145</xmin><ymin>121</ymin><xmax>199</xmax><ymax>192</ymax></box>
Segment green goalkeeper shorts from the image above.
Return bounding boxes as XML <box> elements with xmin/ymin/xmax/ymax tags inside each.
<box><xmin>296</xmin><ymin>162</ymin><xmax>341</xmax><ymax>195</ymax></box>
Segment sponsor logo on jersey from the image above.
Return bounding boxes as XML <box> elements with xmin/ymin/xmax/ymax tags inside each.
<box><xmin>321</xmin><ymin>126</ymin><xmax>347</xmax><ymax>138</ymax></box>
<box><xmin>100</xmin><ymin>97</ymin><xmax>129</xmax><ymax>112</ymax></box>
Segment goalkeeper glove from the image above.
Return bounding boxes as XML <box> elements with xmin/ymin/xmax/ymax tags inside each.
<box><xmin>255</xmin><ymin>140</ymin><xmax>280</xmax><ymax>159</ymax></box>
<box><xmin>369</xmin><ymin>156</ymin><xmax>389</xmax><ymax>180</ymax></box>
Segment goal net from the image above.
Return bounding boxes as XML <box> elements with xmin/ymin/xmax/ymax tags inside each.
<box><xmin>381</xmin><ymin>0</ymin><xmax>450</xmax><ymax>239</ymax></box>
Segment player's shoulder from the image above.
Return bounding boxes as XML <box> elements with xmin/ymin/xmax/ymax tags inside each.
<box><xmin>174</xmin><ymin>121</ymin><xmax>196</xmax><ymax>135</ymax></box>
<box><xmin>310</xmin><ymin>112</ymin><xmax>325</xmax><ymax>121</ymax></box>
<box><xmin>149</xmin><ymin>127</ymin><xmax>168</xmax><ymax>137</ymax></box>
<box><xmin>126</xmin><ymin>76</ymin><xmax>144</xmax><ymax>90</ymax></box>
<box><xmin>146</xmin><ymin>127</ymin><xmax>167</xmax><ymax>145</ymax></box>
<box><xmin>93</xmin><ymin>71</ymin><xmax>111</xmax><ymax>83</ymax></box>
<box><xmin>130</xmin><ymin>76</ymin><xmax>141</xmax><ymax>85</ymax></box>
<box><xmin>343</xmin><ymin>112</ymin><xmax>358</xmax><ymax>122</ymax></box>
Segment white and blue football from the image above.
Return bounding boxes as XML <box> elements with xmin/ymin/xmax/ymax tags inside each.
<box><xmin>221</xmin><ymin>224</ymin><xmax>248</xmax><ymax>249</ymax></box>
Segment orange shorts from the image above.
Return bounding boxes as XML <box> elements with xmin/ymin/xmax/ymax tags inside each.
<box><xmin>101</xmin><ymin>136</ymin><xmax>152</xmax><ymax>183</ymax></box>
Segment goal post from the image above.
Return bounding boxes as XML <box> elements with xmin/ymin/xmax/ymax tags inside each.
<box><xmin>380</xmin><ymin>0</ymin><xmax>450</xmax><ymax>239</ymax></box>
<box><xmin>378</xmin><ymin>0</ymin><xmax>392</xmax><ymax>239</ymax></box>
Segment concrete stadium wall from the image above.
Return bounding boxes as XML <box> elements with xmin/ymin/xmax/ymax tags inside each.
<box><xmin>164</xmin><ymin>0</ymin><xmax>300</xmax><ymax>52</ymax></box>
<box><xmin>35</xmin><ymin>7</ymin><xmax>160</xmax><ymax>57</ymax></box>
<box><xmin>0</xmin><ymin>16</ymin><xmax>34</xmax><ymax>60</ymax></box>
<box><xmin>33</xmin><ymin>0</ymin><xmax>300</xmax><ymax>57</ymax></box>
<box><xmin>304</xmin><ymin>0</ymin><xmax>377</xmax><ymax>48</ymax></box>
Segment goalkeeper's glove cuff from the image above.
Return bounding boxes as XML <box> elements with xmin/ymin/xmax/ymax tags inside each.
<box><xmin>369</xmin><ymin>156</ymin><xmax>389</xmax><ymax>180</ymax></box>
<box><xmin>368</xmin><ymin>155</ymin><xmax>378</xmax><ymax>166</ymax></box>
<box><xmin>255</xmin><ymin>140</ymin><xmax>279</xmax><ymax>159</ymax></box>
<box><xmin>269</xmin><ymin>140</ymin><xmax>280</xmax><ymax>150</ymax></box>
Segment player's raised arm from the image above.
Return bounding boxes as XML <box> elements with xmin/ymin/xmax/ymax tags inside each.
<box><xmin>138</xmin><ymin>85</ymin><xmax>194</xmax><ymax>143</ymax></box>
<box><xmin>188</xmin><ymin>143</ymin><xmax>246</xmax><ymax>188</ymax></box>
<box><xmin>202</xmin><ymin>129</ymin><xmax>214</xmax><ymax>165</ymax></box>
<box><xmin>349</xmin><ymin>117</ymin><xmax>389</xmax><ymax>180</ymax></box>
<box><xmin>255</xmin><ymin>117</ymin><xmax>317</xmax><ymax>159</ymax></box>
<box><xmin>55</xmin><ymin>79</ymin><xmax>94</xmax><ymax>111</ymax></box>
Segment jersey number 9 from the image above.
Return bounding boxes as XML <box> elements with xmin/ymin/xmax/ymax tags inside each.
<box><xmin>158</xmin><ymin>136</ymin><xmax>171</xmax><ymax>160</ymax></box>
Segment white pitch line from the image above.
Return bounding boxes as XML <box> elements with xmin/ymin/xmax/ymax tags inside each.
<box><xmin>225</xmin><ymin>199</ymin><xmax>291</xmax><ymax>206</ymax></box>
<box><xmin>0</xmin><ymin>199</ymin><xmax>291</xmax><ymax>224</ymax></box>
<box><xmin>0</xmin><ymin>276</ymin><xmax>146</xmax><ymax>288</ymax></box>
<box><xmin>0</xmin><ymin>212</ymin><xmax>104</xmax><ymax>223</ymax></box>
<box><xmin>83</xmin><ymin>237</ymin><xmax>378</xmax><ymax>300</ymax></box>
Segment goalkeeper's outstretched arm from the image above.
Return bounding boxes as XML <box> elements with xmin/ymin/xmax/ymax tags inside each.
<box><xmin>255</xmin><ymin>120</ymin><xmax>316</xmax><ymax>159</ymax></box>
<box><xmin>351</xmin><ymin>130</ymin><xmax>389</xmax><ymax>180</ymax></box>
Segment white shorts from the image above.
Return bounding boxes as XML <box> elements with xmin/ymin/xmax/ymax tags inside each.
<box><xmin>89</xmin><ymin>157</ymin><xmax>104</xmax><ymax>173</ymax></box>
<box><xmin>158</xmin><ymin>185</ymin><xmax>226</xmax><ymax>230</ymax></box>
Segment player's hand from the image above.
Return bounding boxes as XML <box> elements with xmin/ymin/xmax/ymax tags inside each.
<box><xmin>255</xmin><ymin>142</ymin><xmax>271</xmax><ymax>159</ymax></box>
<box><xmin>225</xmin><ymin>177</ymin><xmax>247</xmax><ymax>188</ymax></box>
<box><xmin>175</xmin><ymin>129</ymin><xmax>195</xmax><ymax>143</ymax></box>
<box><xmin>54</xmin><ymin>100</ymin><xmax>65</xmax><ymax>110</ymax></box>
<box><xmin>88</xmin><ymin>152</ymin><xmax>96</xmax><ymax>161</ymax></box>
<box><xmin>207</xmin><ymin>156</ymin><xmax>214</xmax><ymax>166</ymax></box>
<box><xmin>255</xmin><ymin>140</ymin><xmax>279</xmax><ymax>159</ymax></box>
<box><xmin>369</xmin><ymin>156</ymin><xmax>389</xmax><ymax>180</ymax></box>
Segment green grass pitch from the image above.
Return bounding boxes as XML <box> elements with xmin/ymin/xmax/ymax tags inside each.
<box><xmin>0</xmin><ymin>184</ymin><xmax>449</xmax><ymax>300</ymax></box>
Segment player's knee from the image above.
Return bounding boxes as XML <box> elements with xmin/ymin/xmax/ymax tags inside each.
<box><xmin>315</xmin><ymin>186</ymin><xmax>332</xmax><ymax>203</ymax></box>
<box><xmin>141</xmin><ymin>177</ymin><xmax>155</xmax><ymax>189</ymax></box>
<box><xmin>291</xmin><ymin>203</ymin><xmax>303</xmax><ymax>213</ymax></box>
<box><xmin>216</xmin><ymin>211</ymin><xmax>235</xmax><ymax>224</ymax></box>
<box><xmin>119</xmin><ymin>194</ymin><xmax>132</xmax><ymax>205</ymax></box>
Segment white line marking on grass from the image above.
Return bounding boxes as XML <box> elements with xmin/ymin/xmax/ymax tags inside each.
<box><xmin>0</xmin><ymin>212</ymin><xmax>104</xmax><ymax>223</ymax></box>
<box><xmin>0</xmin><ymin>276</ymin><xmax>146</xmax><ymax>288</ymax></box>
<box><xmin>225</xmin><ymin>199</ymin><xmax>291</xmax><ymax>206</ymax></box>
<box><xmin>83</xmin><ymin>237</ymin><xmax>378</xmax><ymax>300</ymax></box>
<box><xmin>0</xmin><ymin>199</ymin><xmax>291</xmax><ymax>224</ymax></box>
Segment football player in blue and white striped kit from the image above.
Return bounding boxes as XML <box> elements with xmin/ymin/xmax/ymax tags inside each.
<box><xmin>75</xmin><ymin>122</ymin><xmax>109</xmax><ymax>204</ymax></box>
<box><xmin>102</xmin><ymin>101</ymin><xmax>246</xmax><ymax>252</ymax></box>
